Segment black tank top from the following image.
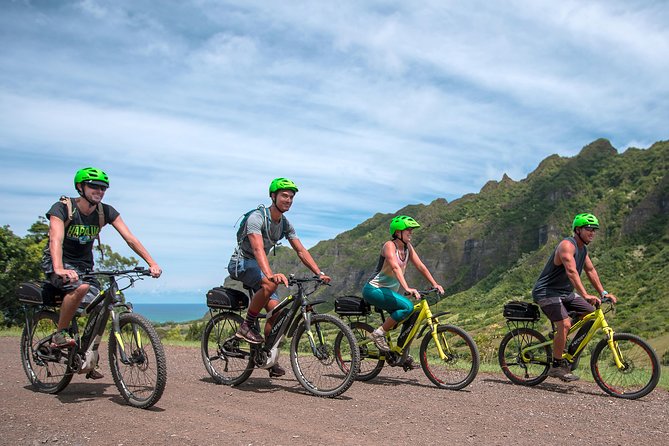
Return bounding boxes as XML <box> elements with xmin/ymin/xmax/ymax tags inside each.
<box><xmin>532</xmin><ymin>237</ymin><xmax>587</xmax><ymax>301</ymax></box>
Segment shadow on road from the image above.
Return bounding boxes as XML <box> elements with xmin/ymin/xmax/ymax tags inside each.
<box><xmin>481</xmin><ymin>376</ymin><xmax>612</xmax><ymax>398</ymax></box>
<box><xmin>198</xmin><ymin>375</ymin><xmax>354</xmax><ymax>400</ymax></box>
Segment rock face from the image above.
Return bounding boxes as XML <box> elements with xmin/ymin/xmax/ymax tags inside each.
<box><xmin>226</xmin><ymin>139</ymin><xmax>669</xmax><ymax>303</ymax></box>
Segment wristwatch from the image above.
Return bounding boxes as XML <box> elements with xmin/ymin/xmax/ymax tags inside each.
<box><xmin>600</xmin><ymin>290</ymin><xmax>609</xmax><ymax>297</ymax></box>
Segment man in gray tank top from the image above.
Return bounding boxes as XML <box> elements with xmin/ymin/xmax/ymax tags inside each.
<box><xmin>531</xmin><ymin>213</ymin><xmax>617</xmax><ymax>382</ymax></box>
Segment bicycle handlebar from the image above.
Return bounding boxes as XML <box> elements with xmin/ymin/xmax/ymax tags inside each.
<box><xmin>82</xmin><ymin>267</ymin><xmax>151</xmax><ymax>278</ymax></box>
<box><xmin>404</xmin><ymin>288</ymin><xmax>442</xmax><ymax>297</ymax></box>
<box><xmin>287</xmin><ymin>275</ymin><xmax>330</xmax><ymax>286</ymax></box>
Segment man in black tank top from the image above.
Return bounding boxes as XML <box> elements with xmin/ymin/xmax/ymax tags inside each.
<box><xmin>531</xmin><ymin>213</ymin><xmax>617</xmax><ymax>382</ymax></box>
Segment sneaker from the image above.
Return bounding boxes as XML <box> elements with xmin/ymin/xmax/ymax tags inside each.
<box><xmin>548</xmin><ymin>359</ymin><xmax>580</xmax><ymax>382</ymax></box>
<box><xmin>86</xmin><ymin>368</ymin><xmax>104</xmax><ymax>380</ymax></box>
<box><xmin>235</xmin><ymin>321</ymin><xmax>264</xmax><ymax>344</ymax></box>
<box><xmin>402</xmin><ymin>355</ymin><xmax>418</xmax><ymax>371</ymax></box>
<box><xmin>268</xmin><ymin>363</ymin><xmax>286</xmax><ymax>378</ymax></box>
<box><xmin>51</xmin><ymin>330</ymin><xmax>75</xmax><ymax>348</ymax></box>
<box><xmin>368</xmin><ymin>330</ymin><xmax>390</xmax><ymax>352</ymax></box>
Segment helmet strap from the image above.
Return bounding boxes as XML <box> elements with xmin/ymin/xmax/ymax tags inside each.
<box><xmin>79</xmin><ymin>183</ymin><xmax>99</xmax><ymax>207</ymax></box>
<box><xmin>392</xmin><ymin>232</ymin><xmax>408</xmax><ymax>249</ymax></box>
<box><xmin>574</xmin><ymin>228</ymin><xmax>589</xmax><ymax>245</ymax></box>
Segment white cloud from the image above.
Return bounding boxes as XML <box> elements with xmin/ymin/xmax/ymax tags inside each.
<box><xmin>1</xmin><ymin>0</ymin><xmax>667</xmax><ymax>301</ymax></box>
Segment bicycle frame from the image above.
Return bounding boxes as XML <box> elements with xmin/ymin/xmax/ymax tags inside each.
<box><xmin>519</xmin><ymin>303</ymin><xmax>624</xmax><ymax>368</ymax></box>
<box><xmin>30</xmin><ymin>271</ymin><xmax>145</xmax><ymax>374</ymax></box>
<box><xmin>370</xmin><ymin>292</ymin><xmax>452</xmax><ymax>361</ymax></box>
<box><xmin>250</xmin><ymin>278</ymin><xmax>328</xmax><ymax>367</ymax></box>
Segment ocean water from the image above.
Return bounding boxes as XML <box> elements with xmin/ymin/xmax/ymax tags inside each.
<box><xmin>132</xmin><ymin>303</ymin><xmax>210</xmax><ymax>323</ymax></box>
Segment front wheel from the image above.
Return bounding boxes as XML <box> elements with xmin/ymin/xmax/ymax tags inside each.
<box><xmin>498</xmin><ymin>327</ymin><xmax>551</xmax><ymax>386</ymax></box>
<box><xmin>201</xmin><ymin>312</ymin><xmax>253</xmax><ymax>386</ymax></box>
<box><xmin>108</xmin><ymin>312</ymin><xmax>167</xmax><ymax>409</ymax></box>
<box><xmin>334</xmin><ymin>321</ymin><xmax>384</xmax><ymax>381</ymax></box>
<box><xmin>590</xmin><ymin>333</ymin><xmax>660</xmax><ymax>399</ymax></box>
<box><xmin>20</xmin><ymin>310</ymin><xmax>73</xmax><ymax>394</ymax></box>
<box><xmin>290</xmin><ymin>313</ymin><xmax>360</xmax><ymax>398</ymax></box>
<box><xmin>419</xmin><ymin>324</ymin><xmax>479</xmax><ymax>390</ymax></box>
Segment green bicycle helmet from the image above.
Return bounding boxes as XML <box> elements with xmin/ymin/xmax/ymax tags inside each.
<box><xmin>269</xmin><ymin>177</ymin><xmax>298</xmax><ymax>196</ymax></box>
<box><xmin>572</xmin><ymin>212</ymin><xmax>599</xmax><ymax>230</ymax></box>
<box><xmin>390</xmin><ymin>215</ymin><xmax>420</xmax><ymax>236</ymax></box>
<box><xmin>74</xmin><ymin>167</ymin><xmax>109</xmax><ymax>188</ymax></box>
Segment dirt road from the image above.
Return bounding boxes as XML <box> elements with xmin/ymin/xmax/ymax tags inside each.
<box><xmin>1</xmin><ymin>336</ymin><xmax>667</xmax><ymax>445</ymax></box>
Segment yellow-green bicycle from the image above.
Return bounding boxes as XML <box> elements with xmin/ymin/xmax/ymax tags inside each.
<box><xmin>334</xmin><ymin>289</ymin><xmax>479</xmax><ymax>390</ymax></box>
<box><xmin>498</xmin><ymin>299</ymin><xmax>661</xmax><ymax>399</ymax></box>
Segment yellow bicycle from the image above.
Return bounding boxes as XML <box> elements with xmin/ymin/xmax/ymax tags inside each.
<box><xmin>498</xmin><ymin>299</ymin><xmax>661</xmax><ymax>399</ymax></box>
<box><xmin>335</xmin><ymin>289</ymin><xmax>479</xmax><ymax>390</ymax></box>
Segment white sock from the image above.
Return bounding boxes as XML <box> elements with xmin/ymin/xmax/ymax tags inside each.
<box><xmin>374</xmin><ymin>327</ymin><xmax>385</xmax><ymax>335</ymax></box>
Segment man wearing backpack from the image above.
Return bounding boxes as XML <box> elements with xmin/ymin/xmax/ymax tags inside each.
<box><xmin>227</xmin><ymin>177</ymin><xmax>331</xmax><ymax>377</ymax></box>
<box><xmin>42</xmin><ymin>167</ymin><xmax>162</xmax><ymax>376</ymax></box>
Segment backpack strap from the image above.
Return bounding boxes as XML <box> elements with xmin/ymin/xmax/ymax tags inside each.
<box><xmin>59</xmin><ymin>196</ymin><xmax>75</xmax><ymax>230</ymax></box>
<box><xmin>57</xmin><ymin>196</ymin><xmax>106</xmax><ymax>259</ymax></box>
<box><xmin>96</xmin><ymin>202</ymin><xmax>105</xmax><ymax>229</ymax></box>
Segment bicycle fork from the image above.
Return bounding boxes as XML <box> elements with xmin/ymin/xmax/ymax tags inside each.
<box><xmin>301</xmin><ymin>310</ymin><xmax>327</xmax><ymax>360</ymax></box>
<box><xmin>111</xmin><ymin>311</ymin><xmax>144</xmax><ymax>365</ymax></box>
<box><xmin>602</xmin><ymin>325</ymin><xmax>626</xmax><ymax>369</ymax></box>
<box><xmin>427</xmin><ymin>320</ymin><xmax>450</xmax><ymax>360</ymax></box>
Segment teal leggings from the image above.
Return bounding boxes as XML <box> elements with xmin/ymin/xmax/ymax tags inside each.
<box><xmin>362</xmin><ymin>283</ymin><xmax>414</xmax><ymax>322</ymax></box>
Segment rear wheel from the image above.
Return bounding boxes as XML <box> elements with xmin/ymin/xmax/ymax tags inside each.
<box><xmin>108</xmin><ymin>312</ymin><xmax>167</xmax><ymax>409</ymax></box>
<box><xmin>20</xmin><ymin>310</ymin><xmax>73</xmax><ymax>394</ymax></box>
<box><xmin>335</xmin><ymin>321</ymin><xmax>384</xmax><ymax>381</ymax></box>
<box><xmin>291</xmin><ymin>314</ymin><xmax>359</xmax><ymax>397</ymax></box>
<box><xmin>498</xmin><ymin>327</ymin><xmax>550</xmax><ymax>386</ymax></box>
<box><xmin>419</xmin><ymin>324</ymin><xmax>479</xmax><ymax>390</ymax></box>
<box><xmin>201</xmin><ymin>312</ymin><xmax>253</xmax><ymax>386</ymax></box>
<box><xmin>590</xmin><ymin>333</ymin><xmax>660</xmax><ymax>399</ymax></box>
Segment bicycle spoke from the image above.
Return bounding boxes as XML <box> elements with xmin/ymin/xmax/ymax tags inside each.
<box><xmin>591</xmin><ymin>333</ymin><xmax>660</xmax><ymax>399</ymax></box>
<box><xmin>291</xmin><ymin>314</ymin><xmax>359</xmax><ymax>398</ymax></box>
<box><xmin>109</xmin><ymin>313</ymin><xmax>167</xmax><ymax>408</ymax></box>
<box><xmin>201</xmin><ymin>312</ymin><xmax>253</xmax><ymax>385</ymax></box>
<box><xmin>420</xmin><ymin>324</ymin><xmax>479</xmax><ymax>390</ymax></box>
<box><xmin>498</xmin><ymin>327</ymin><xmax>550</xmax><ymax>386</ymax></box>
<box><xmin>20</xmin><ymin>311</ymin><xmax>73</xmax><ymax>394</ymax></box>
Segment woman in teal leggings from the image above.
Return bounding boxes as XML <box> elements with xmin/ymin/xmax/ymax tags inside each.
<box><xmin>362</xmin><ymin>215</ymin><xmax>444</xmax><ymax>351</ymax></box>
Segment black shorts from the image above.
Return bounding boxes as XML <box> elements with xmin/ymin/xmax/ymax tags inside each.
<box><xmin>536</xmin><ymin>292</ymin><xmax>595</xmax><ymax>322</ymax></box>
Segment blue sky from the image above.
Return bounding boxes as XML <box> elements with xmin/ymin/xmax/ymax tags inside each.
<box><xmin>1</xmin><ymin>1</ymin><xmax>668</xmax><ymax>303</ymax></box>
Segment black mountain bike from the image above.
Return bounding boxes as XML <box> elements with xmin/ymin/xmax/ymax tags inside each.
<box><xmin>19</xmin><ymin>268</ymin><xmax>167</xmax><ymax>409</ymax></box>
<box><xmin>201</xmin><ymin>276</ymin><xmax>360</xmax><ymax>398</ymax></box>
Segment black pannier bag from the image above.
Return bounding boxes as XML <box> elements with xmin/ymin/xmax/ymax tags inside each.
<box><xmin>503</xmin><ymin>301</ymin><xmax>540</xmax><ymax>321</ymax></box>
<box><xmin>334</xmin><ymin>295</ymin><xmax>371</xmax><ymax>316</ymax></box>
<box><xmin>16</xmin><ymin>282</ymin><xmax>63</xmax><ymax>306</ymax></box>
<box><xmin>206</xmin><ymin>287</ymin><xmax>249</xmax><ymax>310</ymax></box>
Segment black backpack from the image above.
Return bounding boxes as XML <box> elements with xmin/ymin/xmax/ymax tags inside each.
<box><xmin>235</xmin><ymin>205</ymin><xmax>288</xmax><ymax>254</ymax></box>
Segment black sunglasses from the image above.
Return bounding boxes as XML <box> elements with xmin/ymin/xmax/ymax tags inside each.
<box><xmin>86</xmin><ymin>183</ymin><xmax>108</xmax><ymax>191</ymax></box>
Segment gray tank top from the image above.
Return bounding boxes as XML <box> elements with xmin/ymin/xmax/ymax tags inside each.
<box><xmin>532</xmin><ymin>237</ymin><xmax>587</xmax><ymax>301</ymax></box>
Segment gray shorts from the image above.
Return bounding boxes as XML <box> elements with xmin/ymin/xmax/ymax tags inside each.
<box><xmin>537</xmin><ymin>292</ymin><xmax>595</xmax><ymax>322</ymax></box>
<box><xmin>47</xmin><ymin>263</ymin><xmax>100</xmax><ymax>305</ymax></box>
<box><xmin>227</xmin><ymin>257</ymin><xmax>279</xmax><ymax>302</ymax></box>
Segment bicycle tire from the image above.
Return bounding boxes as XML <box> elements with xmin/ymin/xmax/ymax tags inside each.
<box><xmin>419</xmin><ymin>324</ymin><xmax>479</xmax><ymax>390</ymax></box>
<box><xmin>498</xmin><ymin>327</ymin><xmax>550</xmax><ymax>386</ymax></box>
<box><xmin>334</xmin><ymin>321</ymin><xmax>384</xmax><ymax>381</ymax></box>
<box><xmin>20</xmin><ymin>310</ymin><xmax>73</xmax><ymax>394</ymax></box>
<box><xmin>590</xmin><ymin>333</ymin><xmax>660</xmax><ymax>400</ymax></box>
<box><xmin>290</xmin><ymin>313</ymin><xmax>359</xmax><ymax>398</ymax></box>
<box><xmin>201</xmin><ymin>312</ymin><xmax>253</xmax><ymax>386</ymax></box>
<box><xmin>108</xmin><ymin>312</ymin><xmax>167</xmax><ymax>409</ymax></box>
